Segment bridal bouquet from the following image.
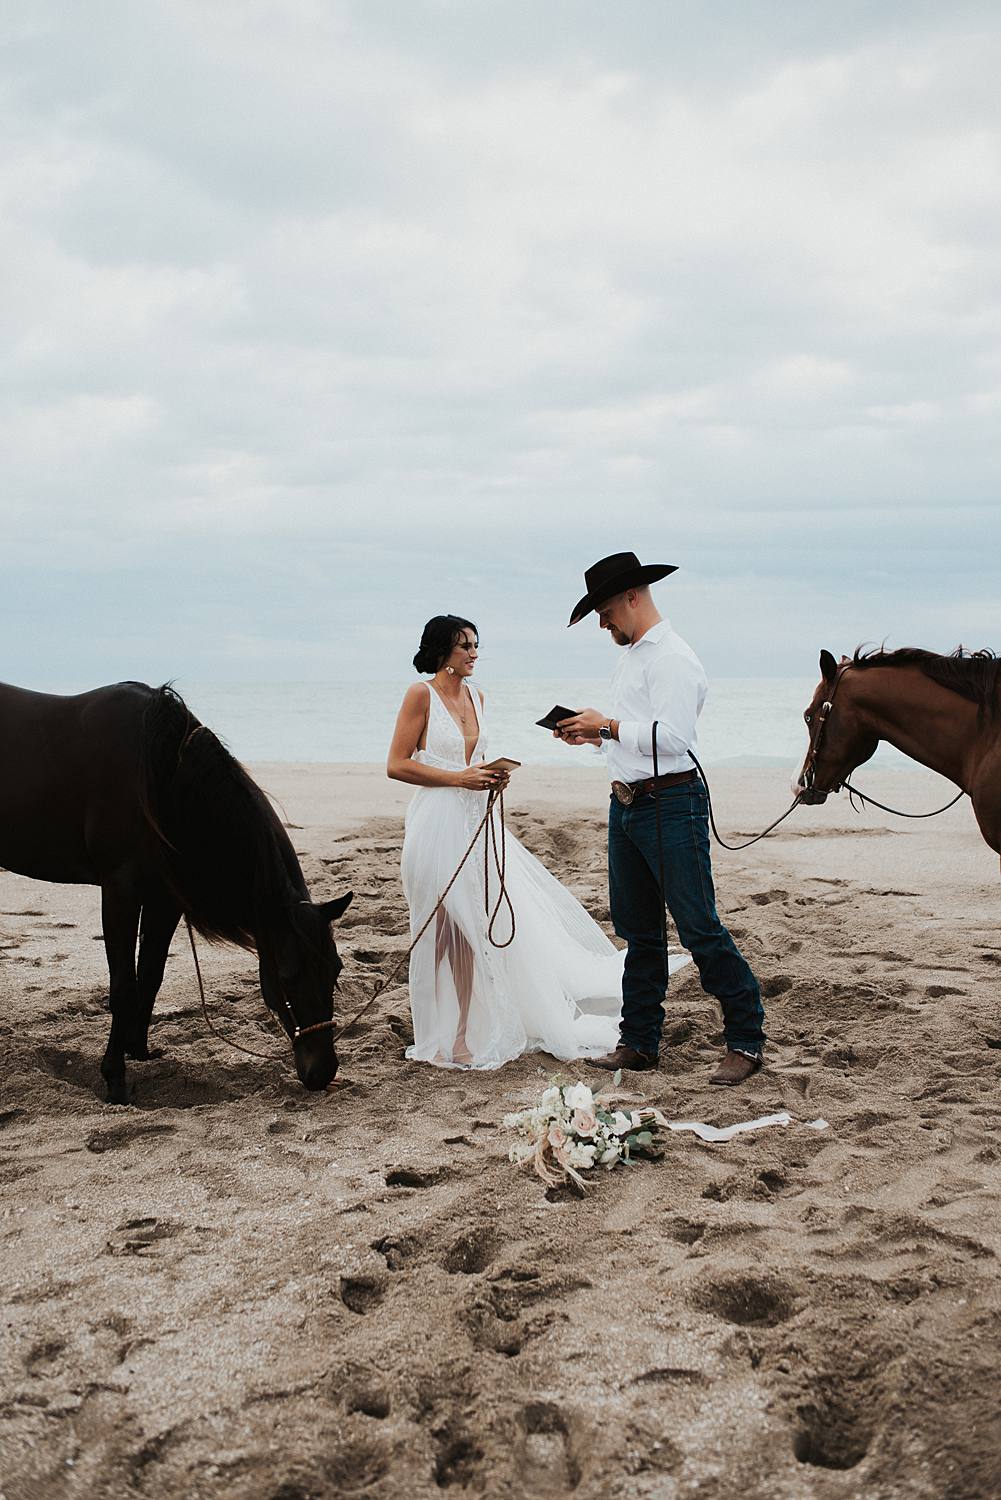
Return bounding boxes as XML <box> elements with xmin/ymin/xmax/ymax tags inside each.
<box><xmin>503</xmin><ymin>1076</ymin><xmax>668</xmax><ymax>1190</ymax></box>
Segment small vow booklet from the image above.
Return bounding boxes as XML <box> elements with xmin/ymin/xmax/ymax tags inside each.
<box><xmin>482</xmin><ymin>757</ymin><xmax>520</xmax><ymax>772</ymax></box>
<box><xmin>535</xmin><ymin>705</ymin><xmax>580</xmax><ymax>732</ymax></box>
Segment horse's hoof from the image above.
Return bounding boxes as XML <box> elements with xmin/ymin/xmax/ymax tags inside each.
<box><xmin>126</xmin><ymin>1046</ymin><xmax>163</xmax><ymax>1061</ymax></box>
<box><xmin>105</xmin><ymin>1084</ymin><xmax>131</xmax><ymax>1106</ymax></box>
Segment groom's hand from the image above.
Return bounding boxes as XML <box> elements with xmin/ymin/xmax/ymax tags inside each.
<box><xmin>556</xmin><ymin>708</ymin><xmax>607</xmax><ymax>746</ymax></box>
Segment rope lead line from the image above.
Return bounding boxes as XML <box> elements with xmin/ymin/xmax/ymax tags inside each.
<box><xmin>687</xmin><ymin>752</ymin><xmax>966</xmax><ymax>851</ymax></box>
<box><xmin>188</xmin><ymin>786</ymin><xmax>514</xmax><ymax>1064</ymax></box>
<box><xmin>186</xmin><ymin>915</ymin><xmax>283</xmax><ymax>1061</ymax></box>
<box><xmin>687</xmin><ymin>750</ymin><xmax>803</xmax><ymax>851</ymax></box>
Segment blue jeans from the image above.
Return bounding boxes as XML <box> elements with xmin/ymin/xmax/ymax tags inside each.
<box><xmin>608</xmin><ymin>783</ymin><xmax>766</xmax><ymax>1057</ymax></box>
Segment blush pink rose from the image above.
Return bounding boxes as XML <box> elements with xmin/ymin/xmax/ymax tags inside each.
<box><xmin>572</xmin><ymin>1109</ymin><xmax>597</xmax><ymax>1137</ymax></box>
<box><xmin>548</xmin><ymin>1124</ymin><xmax>567</xmax><ymax>1149</ymax></box>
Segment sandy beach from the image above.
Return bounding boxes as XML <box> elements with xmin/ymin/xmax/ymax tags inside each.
<box><xmin>1</xmin><ymin>762</ymin><xmax>1000</xmax><ymax>1500</ymax></box>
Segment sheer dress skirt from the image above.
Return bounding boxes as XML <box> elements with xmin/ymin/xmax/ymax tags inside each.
<box><xmin>399</xmin><ymin>688</ymin><xmax>687</xmax><ymax>1071</ymax></box>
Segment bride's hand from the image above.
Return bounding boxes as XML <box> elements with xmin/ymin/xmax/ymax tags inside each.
<box><xmin>455</xmin><ymin>765</ymin><xmax>506</xmax><ymax>791</ymax></box>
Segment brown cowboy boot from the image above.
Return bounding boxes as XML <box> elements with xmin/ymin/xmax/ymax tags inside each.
<box><xmin>710</xmin><ymin>1049</ymin><xmax>763</xmax><ymax>1086</ymax></box>
<box><xmin>588</xmin><ymin>1044</ymin><xmax>659</xmax><ymax>1072</ymax></box>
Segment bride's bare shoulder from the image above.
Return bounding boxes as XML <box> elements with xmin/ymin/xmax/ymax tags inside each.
<box><xmin>398</xmin><ymin>680</ymin><xmax>430</xmax><ymax>712</ymax></box>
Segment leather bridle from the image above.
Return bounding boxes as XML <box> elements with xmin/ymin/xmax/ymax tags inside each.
<box><xmin>797</xmin><ymin>657</ymin><xmax>966</xmax><ymax>820</ymax></box>
<box><xmin>185</xmin><ymin>915</ymin><xmax>338</xmax><ymax>1064</ymax></box>
<box><xmin>799</xmin><ymin>657</ymin><xmax>852</xmax><ymax>801</ymax></box>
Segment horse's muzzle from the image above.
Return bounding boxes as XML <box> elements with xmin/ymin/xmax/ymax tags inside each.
<box><xmin>295</xmin><ymin>1040</ymin><xmax>337</xmax><ymax>1091</ymax></box>
<box><xmin>797</xmin><ymin>787</ymin><xmax>829</xmax><ymax>805</ymax></box>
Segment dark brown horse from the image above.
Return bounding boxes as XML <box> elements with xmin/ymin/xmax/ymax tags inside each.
<box><xmin>795</xmin><ymin>647</ymin><xmax>1001</xmax><ymax>860</ymax></box>
<box><xmin>0</xmin><ymin>681</ymin><xmax>352</xmax><ymax>1104</ymax></box>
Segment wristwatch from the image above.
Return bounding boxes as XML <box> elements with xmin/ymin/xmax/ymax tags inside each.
<box><xmin>599</xmin><ymin>722</ymin><xmax>614</xmax><ymax>741</ymax></box>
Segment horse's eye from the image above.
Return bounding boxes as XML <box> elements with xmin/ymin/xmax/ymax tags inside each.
<box><xmin>804</xmin><ymin>712</ymin><xmax>812</xmax><ymax>724</ymax></box>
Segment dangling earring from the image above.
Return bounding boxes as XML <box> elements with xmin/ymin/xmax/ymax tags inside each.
<box><xmin>445</xmin><ymin>665</ymin><xmax>455</xmax><ymax>675</ymax></box>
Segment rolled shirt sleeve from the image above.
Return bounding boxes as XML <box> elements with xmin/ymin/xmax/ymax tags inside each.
<box><xmin>616</xmin><ymin>651</ymin><xmax>702</xmax><ymax>760</ymax></box>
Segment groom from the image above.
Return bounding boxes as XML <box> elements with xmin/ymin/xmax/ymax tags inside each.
<box><xmin>556</xmin><ymin>552</ymin><xmax>766</xmax><ymax>1085</ymax></box>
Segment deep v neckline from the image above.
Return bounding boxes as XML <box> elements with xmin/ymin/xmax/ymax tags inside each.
<box><xmin>429</xmin><ymin>681</ymin><xmax>481</xmax><ymax>765</ymax></box>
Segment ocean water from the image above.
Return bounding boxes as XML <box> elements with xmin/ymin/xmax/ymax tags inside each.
<box><xmin>172</xmin><ymin>676</ymin><xmax>912</xmax><ymax>770</ymax></box>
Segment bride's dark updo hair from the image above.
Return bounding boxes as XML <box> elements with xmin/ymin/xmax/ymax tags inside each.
<box><xmin>413</xmin><ymin>615</ymin><xmax>478</xmax><ymax>675</ymax></box>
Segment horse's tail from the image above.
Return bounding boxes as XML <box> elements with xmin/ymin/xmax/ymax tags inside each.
<box><xmin>136</xmin><ymin>684</ymin><xmax>257</xmax><ymax>949</ymax></box>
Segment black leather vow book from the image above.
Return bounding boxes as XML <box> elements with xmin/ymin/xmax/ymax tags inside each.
<box><xmin>535</xmin><ymin>705</ymin><xmax>580</xmax><ymax>731</ymax></box>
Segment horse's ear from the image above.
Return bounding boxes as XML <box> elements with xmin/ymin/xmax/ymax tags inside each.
<box><xmin>318</xmin><ymin>891</ymin><xmax>353</xmax><ymax>924</ymax></box>
<box><xmin>819</xmin><ymin>650</ymin><xmax>838</xmax><ymax>683</ymax></box>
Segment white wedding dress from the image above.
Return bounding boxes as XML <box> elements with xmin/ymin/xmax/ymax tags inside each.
<box><xmin>400</xmin><ymin>681</ymin><xmax>688</xmax><ymax>1070</ymax></box>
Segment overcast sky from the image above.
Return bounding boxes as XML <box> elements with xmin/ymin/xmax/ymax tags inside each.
<box><xmin>3</xmin><ymin>0</ymin><xmax>1000</xmax><ymax>687</ymax></box>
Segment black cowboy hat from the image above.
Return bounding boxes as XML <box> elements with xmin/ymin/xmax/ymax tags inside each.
<box><xmin>568</xmin><ymin>551</ymin><xmax>678</xmax><ymax>626</ymax></box>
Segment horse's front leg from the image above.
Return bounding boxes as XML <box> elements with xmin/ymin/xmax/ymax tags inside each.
<box><xmin>129</xmin><ymin>889</ymin><xmax>181</xmax><ymax>1061</ymax></box>
<box><xmin>100</xmin><ymin>878</ymin><xmax>142</xmax><ymax>1105</ymax></box>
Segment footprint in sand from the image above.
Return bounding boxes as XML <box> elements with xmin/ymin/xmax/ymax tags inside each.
<box><xmin>371</xmin><ymin>1232</ymin><xmax>421</xmax><ymax>1270</ymax></box>
<box><xmin>441</xmin><ymin>1227</ymin><xmax>498</xmax><ymax>1275</ymax></box>
<box><xmin>85</xmin><ymin>1121</ymin><xmax>178</xmax><ymax>1154</ymax></box>
<box><xmin>461</xmin><ymin>1269</ymin><xmax>592</xmax><ymax>1356</ymax></box>
<box><xmin>383</xmin><ymin>1164</ymin><xmax>447</xmax><ymax>1188</ymax></box>
<box><xmin>328</xmin><ymin>1359</ymin><xmax>392</xmax><ymax>1419</ymax></box>
<box><xmin>690</xmin><ymin>1270</ymin><xmax>799</xmax><ymax>1327</ymax></box>
<box><xmin>322</xmin><ymin>1442</ymin><xmax>391</xmax><ymax>1492</ymax></box>
<box><xmin>515</xmin><ymin>1402</ymin><xmax>581</xmax><ymax>1491</ymax></box>
<box><xmin>106</xmin><ymin>1218</ymin><xmax>182</xmax><ymax>1257</ymax></box>
<box><xmin>339</xmin><ymin>1274</ymin><xmax>387</xmax><ymax>1314</ymax></box>
<box><xmin>433</xmin><ymin>1424</ymin><xmax>484</xmax><ymax>1488</ymax></box>
<box><xmin>792</xmin><ymin>1383</ymin><xmax>874</xmax><ymax>1472</ymax></box>
<box><xmin>24</xmin><ymin>1337</ymin><xmax>68</xmax><ymax>1374</ymax></box>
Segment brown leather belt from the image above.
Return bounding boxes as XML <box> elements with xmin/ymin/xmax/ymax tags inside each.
<box><xmin>611</xmin><ymin>769</ymin><xmax>698</xmax><ymax>806</ymax></box>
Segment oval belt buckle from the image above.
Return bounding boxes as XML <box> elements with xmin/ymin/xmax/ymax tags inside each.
<box><xmin>611</xmin><ymin>780</ymin><xmax>635</xmax><ymax>806</ymax></box>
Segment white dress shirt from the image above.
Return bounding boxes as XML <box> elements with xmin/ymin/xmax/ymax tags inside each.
<box><xmin>605</xmin><ymin>617</ymin><xmax>708</xmax><ymax>782</ymax></box>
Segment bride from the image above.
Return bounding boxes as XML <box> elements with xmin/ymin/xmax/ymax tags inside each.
<box><xmin>387</xmin><ymin>614</ymin><xmax>687</xmax><ymax>1070</ymax></box>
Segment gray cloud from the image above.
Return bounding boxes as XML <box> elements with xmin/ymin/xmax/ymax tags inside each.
<box><xmin>3</xmin><ymin>0</ymin><xmax>999</xmax><ymax>690</ymax></box>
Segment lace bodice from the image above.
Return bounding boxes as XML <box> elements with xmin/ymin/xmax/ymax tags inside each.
<box><xmin>414</xmin><ymin>681</ymin><xmax>484</xmax><ymax>770</ymax></box>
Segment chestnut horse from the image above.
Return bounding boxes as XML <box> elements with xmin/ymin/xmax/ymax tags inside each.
<box><xmin>795</xmin><ymin>647</ymin><xmax>1001</xmax><ymax>860</ymax></box>
<box><xmin>0</xmin><ymin>681</ymin><xmax>352</xmax><ymax>1104</ymax></box>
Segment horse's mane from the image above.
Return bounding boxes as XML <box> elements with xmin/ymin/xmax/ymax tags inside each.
<box><xmin>138</xmin><ymin>685</ymin><xmax>303</xmax><ymax>948</ymax></box>
<box><xmin>851</xmin><ymin>646</ymin><xmax>1000</xmax><ymax>722</ymax></box>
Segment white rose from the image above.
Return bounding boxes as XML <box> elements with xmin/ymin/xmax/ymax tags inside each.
<box><xmin>567</xmin><ymin>1142</ymin><xmax>597</xmax><ymax>1169</ymax></box>
<box><xmin>611</xmin><ymin>1111</ymin><xmax>632</xmax><ymax>1134</ymax></box>
<box><xmin>563</xmin><ymin>1083</ymin><xmax>595</xmax><ymax>1112</ymax></box>
<box><xmin>599</xmin><ymin>1145</ymin><xmax>621</xmax><ymax>1165</ymax></box>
